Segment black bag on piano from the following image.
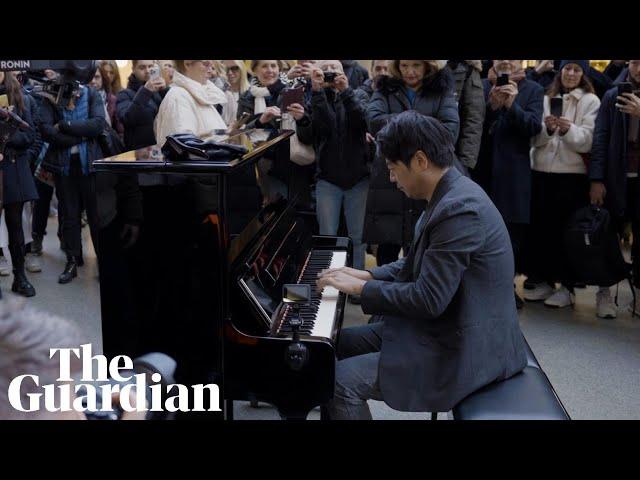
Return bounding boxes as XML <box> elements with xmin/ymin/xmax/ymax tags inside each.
<box><xmin>162</xmin><ymin>133</ymin><xmax>248</xmax><ymax>162</ymax></box>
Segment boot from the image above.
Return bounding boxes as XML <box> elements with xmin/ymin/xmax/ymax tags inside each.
<box><xmin>59</xmin><ymin>257</ymin><xmax>78</xmax><ymax>284</ymax></box>
<box><xmin>31</xmin><ymin>233</ymin><xmax>44</xmax><ymax>255</ymax></box>
<box><xmin>12</xmin><ymin>270</ymin><xmax>36</xmax><ymax>297</ymax></box>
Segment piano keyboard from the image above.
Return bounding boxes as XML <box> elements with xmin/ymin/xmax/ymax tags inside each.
<box><xmin>280</xmin><ymin>250</ymin><xmax>347</xmax><ymax>338</ymax></box>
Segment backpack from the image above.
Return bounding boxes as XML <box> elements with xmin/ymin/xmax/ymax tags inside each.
<box><xmin>563</xmin><ymin>205</ymin><xmax>636</xmax><ymax>313</ymax></box>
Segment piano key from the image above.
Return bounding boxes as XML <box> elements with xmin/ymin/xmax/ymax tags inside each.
<box><xmin>310</xmin><ymin>251</ymin><xmax>347</xmax><ymax>338</ymax></box>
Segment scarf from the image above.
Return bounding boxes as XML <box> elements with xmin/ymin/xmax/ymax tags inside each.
<box><xmin>249</xmin><ymin>74</ymin><xmax>292</xmax><ymax>114</ymax></box>
<box><xmin>487</xmin><ymin>67</ymin><xmax>526</xmax><ymax>85</ymax></box>
<box><xmin>62</xmin><ymin>87</ymin><xmax>90</xmax><ymax>176</ymax></box>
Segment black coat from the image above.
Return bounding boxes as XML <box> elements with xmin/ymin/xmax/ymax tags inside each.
<box><xmin>363</xmin><ymin>71</ymin><xmax>460</xmax><ymax>246</ymax></box>
<box><xmin>0</xmin><ymin>93</ymin><xmax>39</xmax><ymax>205</ymax></box>
<box><xmin>341</xmin><ymin>61</ymin><xmax>369</xmax><ymax>90</ymax></box>
<box><xmin>474</xmin><ymin>78</ymin><xmax>544</xmax><ymax>224</ymax></box>
<box><xmin>116</xmin><ymin>74</ymin><xmax>167</xmax><ymax>150</ymax></box>
<box><xmin>590</xmin><ymin>82</ymin><xmax>638</xmax><ymax>218</ymax></box>
<box><xmin>39</xmin><ymin>86</ymin><xmax>106</xmax><ymax>176</ymax></box>
<box><xmin>296</xmin><ymin>87</ymin><xmax>370</xmax><ymax>190</ymax></box>
<box><xmin>237</xmin><ymin>79</ymin><xmax>292</xmax><ymax>186</ymax></box>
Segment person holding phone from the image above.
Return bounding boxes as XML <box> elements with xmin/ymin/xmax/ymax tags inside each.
<box><xmin>237</xmin><ymin>60</ymin><xmax>293</xmax><ymax>204</ymax></box>
<box><xmin>474</xmin><ymin>60</ymin><xmax>544</xmax><ymax>309</ymax></box>
<box><xmin>524</xmin><ymin>61</ymin><xmax>600</xmax><ymax>309</ymax></box>
<box><xmin>590</xmin><ymin>59</ymin><xmax>640</xmax><ymax>318</ymax></box>
<box><xmin>294</xmin><ymin>61</ymin><xmax>371</xmax><ymax>291</ymax></box>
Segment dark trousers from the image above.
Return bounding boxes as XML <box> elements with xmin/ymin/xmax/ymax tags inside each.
<box><xmin>0</xmin><ymin>202</ymin><xmax>27</xmax><ymax>273</ymax></box>
<box><xmin>615</xmin><ymin>177</ymin><xmax>640</xmax><ymax>287</ymax></box>
<box><xmin>376</xmin><ymin>243</ymin><xmax>402</xmax><ymax>267</ymax></box>
<box><xmin>32</xmin><ymin>178</ymin><xmax>62</xmax><ymax>239</ymax></box>
<box><xmin>97</xmin><ymin>217</ymin><xmax>139</xmax><ymax>360</ymax></box>
<box><xmin>327</xmin><ymin>322</ymin><xmax>384</xmax><ymax>420</ymax></box>
<box><xmin>54</xmin><ymin>155</ymin><xmax>99</xmax><ymax>259</ymax></box>
<box><xmin>525</xmin><ymin>171</ymin><xmax>590</xmax><ymax>287</ymax></box>
<box><xmin>505</xmin><ymin>222</ymin><xmax>527</xmax><ymax>276</ymax></box>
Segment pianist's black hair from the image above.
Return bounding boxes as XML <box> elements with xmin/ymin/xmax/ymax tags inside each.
<box><xmin>376</xmin><ymin>110</ymin><xmax>455</xmax><ymax>168</ymax></box>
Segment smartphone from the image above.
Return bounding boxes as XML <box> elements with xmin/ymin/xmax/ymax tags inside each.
<box><xmin>149</xmin><ymin>65</ymin><xmax>161</xmax><ymax>81</ymax></box>
<box><xmin>281</xmin><ymin>87</ymin><xmax>305</xmax><ymax>111</ymax></box>
<box><xmin>0</xmin><ymin>94</ymin><xmax>8</xmax><ymax>108</ymax></box>
<box><xmin>550</xmin><ymin>97</ymin><xmax>563</xmax><ymax>118</ymax></box>
<box><xmin>496</xmin><ymin>73</ymin><xmax>509</xmax><ymax>86</ymax></box>
<box><xmin>283</xmin><ymin>284</ymin><xmax>310</xmax><ymax>305</ymax></box>
<box><xmin>618</xmin><ymin>82</ymin><xmax>633</xmax><ymax>97</ymax></box>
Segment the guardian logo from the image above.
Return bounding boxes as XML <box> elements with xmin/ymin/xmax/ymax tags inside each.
<box><xmin>7</xmin><ymin>344</ymin><xmax>221</xmax><ymax>415</ymax></box>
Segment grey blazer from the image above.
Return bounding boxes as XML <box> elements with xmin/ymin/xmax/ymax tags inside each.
<box><xmin>361</xmin><ymin>167</ymin><xmax>527</xmax><ymax>412</ymax></box>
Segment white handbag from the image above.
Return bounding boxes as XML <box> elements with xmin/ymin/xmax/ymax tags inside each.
<box><xmin>281</xmin><ymin>113</ymin><xmax>315</xmax><ymax>166</ymax></box>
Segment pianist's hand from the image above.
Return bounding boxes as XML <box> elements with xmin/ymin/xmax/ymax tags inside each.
<box><xmin>317</xmin><ymin>270</ymin><xmax>367</xmax><ymax>296</ymax></box>
<box><xmin>319</xmin><ymin>266</ymin><xmax>372</xmax><ymax>281</ymax></box>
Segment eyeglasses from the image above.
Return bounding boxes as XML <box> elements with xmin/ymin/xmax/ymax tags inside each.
<box><xmin>199</xmin><ymin>60</ymin><xmax>213</xmax><ymax>68</ymax></box>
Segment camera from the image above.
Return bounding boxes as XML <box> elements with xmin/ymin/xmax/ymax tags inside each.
<box><xmin>0</xmin><ymin>108</ymin><xmax>30</xmax><ymax>155</ymax></box>
<box><xmin>80</xmin><ymin>352</ymin><xmax>177</xmax><ymax>420</ymax></box>
<box><xmin>0</xmin><ymin>60</ymin><xmax>98</xmax><ymax>107</ymax></box>
<box><xmin>496</xmin><ymin>73</ymin><xmax>509</xmax><ymax>86</ymax></box>
<box><xmin>323</xmin><ymin>71</ymin><xmax>337</xmax><ymax>83</ymax></box>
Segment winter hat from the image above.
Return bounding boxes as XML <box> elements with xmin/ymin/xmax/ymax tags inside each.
<box><xmin>559</xmin><ymin>60</ymin><xmax>590</xmax><ymax>74</ymax></box>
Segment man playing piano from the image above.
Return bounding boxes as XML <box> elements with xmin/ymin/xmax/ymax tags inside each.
<box><xmin>317</xmin><ymin>111</ymin><xmax>528</xmax><ymax>420</ymax></box>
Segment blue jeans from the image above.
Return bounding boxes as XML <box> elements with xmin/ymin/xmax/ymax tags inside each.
<box><xmin>316</xmin><ymin>178</ymin><xmax>369</xmax><ymax>270</ymax></box>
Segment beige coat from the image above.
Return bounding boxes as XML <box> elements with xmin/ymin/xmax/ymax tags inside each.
<box><xmin>154</xmin><ymin>71</ymin><xmax>228</xmax><ymax>146</ymax></box>
<box><xmin>532</xmin><ymin>88</ymin><xmax>600</xmax><ymax>174</ymax></box>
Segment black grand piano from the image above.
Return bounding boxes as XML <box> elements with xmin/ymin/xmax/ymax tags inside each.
<box><xmin>93</xmin><ymin>128</ymin><xmax>351</xmax><ymax>420</ymax></box>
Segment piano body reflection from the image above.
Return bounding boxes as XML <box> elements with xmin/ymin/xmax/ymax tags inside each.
<box><xmin>93</xmin><ymin>129</ymin><xmax>293</xmax><ymax>420</ymax></box>
<box><xmin>226</xmin><ymin>198</ymin><xmax>351</xmax><ymax>419</ymax></box>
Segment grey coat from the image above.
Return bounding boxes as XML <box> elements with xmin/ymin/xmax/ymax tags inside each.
<box><xmin>364</xmin><ymin>71</ymin><xmax>460</xmax><ymax>246</ymax></box>
<box><xmin>446</xmin><ymin>61</ymin><xmax>486</xmax><ymax>169</ymax></box>
<box><xmin>361</xmin><ymin>167</ymin><xmax>527</xmax><ymax>412</ymax></box>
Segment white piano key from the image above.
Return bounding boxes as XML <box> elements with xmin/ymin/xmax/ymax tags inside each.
<box><xmin>311</xmin><ymin>251</ymin><xmax>347</xmax><ymax>338</ymax></box>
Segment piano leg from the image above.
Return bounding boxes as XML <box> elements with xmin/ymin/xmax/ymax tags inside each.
<box><xmin>225</xmin><ymin>399</ymin><xmax>234</xmax><ymax>420</ymax></box>
<box><xmin>320</xmin><ymin>404</ymin><xmax>330</xmax><ymax>421</ymax></box>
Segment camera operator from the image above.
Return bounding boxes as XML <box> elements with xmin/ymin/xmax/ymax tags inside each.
<box><xmin>0</xmin><ymin>299</ymin><xmax>146</xmax><ymax>420</ymax></box>
<box><xmin>0</xmin><ymin>71</ymin><xmax>39</xmax><ymax>298</ymax></box>
<box><xmin>38</xmin><ymin>79</ymin><xmax>106</xmax><ymax>284</ymax></box>
<box><xmin>295</xmin><ymin>61</ymin><xmax>371</xmax><ymax>284</ymax></box>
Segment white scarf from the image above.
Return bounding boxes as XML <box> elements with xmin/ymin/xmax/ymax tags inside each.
<box><xmin>249</xmin><ymin>85</ymin><xmax>270</xmax><ymax>114</ymax></box>
<box><xmin>172</xmin><ymin>71</ymin><xmax>228</xmax><ymax>107</ymax></box>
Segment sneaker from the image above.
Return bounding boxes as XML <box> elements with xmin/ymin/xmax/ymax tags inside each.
<box><xmin>0</xmin><ymin>256</ymin><xmax>10</xmax><ymax>276</ymax></box>
<box><xmin>596</xmin><ymin>287</ymin><xmax>617</xmax><ymax>319</ymax></box>
<box><xmin>522</xmin><ymin>282</ymin><xmax>554</xmax><ymax>301</ymax></box>
<box><xmin>544</xmin><ymin>286</ymin><xmax>575</xmax><ymax>308</ymax></box>
<box><xmin>25</xmin><ymin>253</ymin><xmax>43</xmax><ymax>273</ymax></box>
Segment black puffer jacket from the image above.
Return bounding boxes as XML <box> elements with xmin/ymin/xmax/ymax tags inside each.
<box><xmin>237</xmin><ymin>79</ymin><xmax>291</xmax><ymax>185</ymax></box>
<box><xmin>116</xmin><ymin>74</ymin><xmax>168</xmax><ymax>150</ymax></box>
<box><xmin>296</xmin><ymin>87</ymin><xmax>370</xmax><ymax>190</ymax></box>
<box><xmin>363</xmin><ymin>70</ymin><xmax>460</xmax><ymax>246</ymax></box>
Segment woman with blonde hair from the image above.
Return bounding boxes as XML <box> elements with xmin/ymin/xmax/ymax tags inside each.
<box><xmin>154</xmin><ymin>60</ymin><xmax>228</xmax><ymax>146</ymax></box>
<box><xmin>364</xmin><ymin>60</ymin><xmax>460</xmax><ymax>267</ymax></box>
<box><xmin>99</xmin><ymin>60</ymin><xmax>123</xmax><ymax>95</ymax></box>
<box><xmin>220</xmin><ymin>60</ymin><xmax>249</xmax><ymax>125</ymax></box>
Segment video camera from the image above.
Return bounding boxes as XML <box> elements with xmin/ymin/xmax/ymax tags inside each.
<box><xmin>0</xmin><ymin>60</ymin><xmax>98</xmax><ymax>107</ymax></box>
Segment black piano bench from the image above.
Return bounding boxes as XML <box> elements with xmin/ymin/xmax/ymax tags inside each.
<box><xmin>450</xmin><ymin>338</ymin><xmax>570</xmax><ymax>420</ymax></box>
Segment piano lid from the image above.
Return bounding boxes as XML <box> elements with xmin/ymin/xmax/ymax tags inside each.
<box><xmin>92</xmin><ymin>128</ymin><xmax>293</xmax><ymax>175</ymax></box>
